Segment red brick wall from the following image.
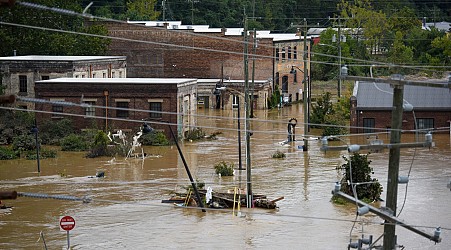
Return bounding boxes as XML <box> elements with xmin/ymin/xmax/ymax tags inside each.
<box><xmin>351</xmin><ymin>109</ymin><xmax>451</xmax><ymax>134</ymax></box>
<box><xmin>100</xmin><ymin>22</ymin><xmax>274</xmax><ymax>81</ymax></box>
<box><xmin>35</xmin><ymin>82</ymin><xmax>178</xmax><ymax>138</ymax></box>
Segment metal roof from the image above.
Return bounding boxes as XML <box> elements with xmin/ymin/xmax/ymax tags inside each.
<box><xmin>354</xmin><ymin>81</ymin><xmax>451</xmax><ymax>109</ymax></box>
<box><xmin>36</xmin><ymin>78</ymin><xmax>197</xmax><ymax>85</ymax></box>
<box><xmin>0</xmin><ymin>55</ymin><xmax>126</xmax><ymax>61</ymax></box>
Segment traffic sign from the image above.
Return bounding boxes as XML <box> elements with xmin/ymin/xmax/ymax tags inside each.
<box><xmin>60</xmin><ymin>216</ymin><xmax>75</xmax><ymax>231</ymax></box>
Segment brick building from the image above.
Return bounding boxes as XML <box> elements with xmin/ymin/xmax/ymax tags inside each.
<box><xmin>35</xmin><ymin>78</ymin><xmax>197</xmax><ymax>139</ymax></box>
<box><xmin>350</xmin><ymin>81</ymin><xmax>451</xmax><ymax>134</ymax></box>
<box><xmin>0</xmin><ymin>55</ymin><xmax>127</xmax><ymax>109</ymax></box>
<box><xmin>197</xmin><ymin>79</ymin><xmax>271</xmax><ymax>110</ymax></box>
<box><xmin>99</xmin><ymin>21</ymin><xmax>309</xmax><ymax>106</ymax></box>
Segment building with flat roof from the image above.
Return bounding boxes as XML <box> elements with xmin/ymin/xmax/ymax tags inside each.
<box><xmin>100</xmin><ymin>20</ymin><xmax>310</xmax><ymax>106</ymax></box>
<box><xmin>0</xmin><ymin>55</ymin><xmax>127</xmax><ymax>109</ymax></box>
<box><xmin>35</xmin><ymin>77</ymin><xmax>197</xmax><ymax>139</ymax></box>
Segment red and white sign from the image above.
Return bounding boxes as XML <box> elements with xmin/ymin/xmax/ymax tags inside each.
<box><xmin>60</xmin><ymin>216</ymin><xmax>76</xmax><ymax>231</ymax></box>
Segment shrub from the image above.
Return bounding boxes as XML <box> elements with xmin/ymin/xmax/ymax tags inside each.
<box><xmin>272</xmin><ymin>150</ymin><xmax>286</xmax><ymax>159</ymax></box>
<box><xmin>25</xmin><ymin>148</ymin><xmax>57</xmax><ymax>160</ymax></box>
<box><xmin>185</xmin><ymin>128</ymin><xmax>206</xmax><ymax>141</ymax></box>
<box><xmin>86</xmin><ymin>130</ymin><xmax>109</xmax><ymax>158</ymax></box>
<box><xmin>39</xmin><ymin>119</ymin><xmax>74</xmax><ymax>145</ymax></box>
<box><xmin>0</xmin><ymin>146</ymin><xmax>19</xmax><ymax>160</ymax></box>
<box><xmin>214</xmin><ymin>161</ymin><xmax>234</xmax><ymax>176</ymax></box>
<box><xmin>12</xmin><ymin>134</ymin><xmax>37</xmax><ymax>152</ymax></box>
<box><xmin>336</xmin><ymin>153</ymin><xmax>383</xmax><ymax>202</ymax></box>
<box><xmin>61</xmin><ymin>134</ymin><xmax>90</xmax><ymax>151</ymax></box>
<box><xmin>140</xmin><ymin>131</ymin><xmax>170</xmax><ymax>146</ymax></box>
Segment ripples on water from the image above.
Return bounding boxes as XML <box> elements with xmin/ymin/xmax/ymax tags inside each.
<box><xmin>1</xmin><ymin>106</ymin><xmax>450</xmax><ymax>249</ymax></box>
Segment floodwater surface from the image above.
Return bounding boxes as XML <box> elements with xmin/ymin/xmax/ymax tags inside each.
<box><xmin>1</xmin><ymin>104</ymin><xmax>450</xmax><ymax>249</ymax></box>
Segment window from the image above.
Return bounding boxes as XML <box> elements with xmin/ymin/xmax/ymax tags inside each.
<box><xmin>417</xmin><ymin>118</ymin><xmax>434</xmax><ymax>131</ymax></box>
<box><xmin>288</xmin><ymin>46</ymin><xmax>292</xmax><ymax>59</ymax></box>
<box><xmin>41</xmin><ymin>75</ymin><xmax>50</xmax><ymax>80</ymax></box>
<box><xmin>149</xmin><ymin>102</ymin><xmax>162</xmax><ymax>118</ymax></box>
<box><xmin>52</xmin><ymin>104</ymin><xmax>63</xmax><ymax>114</ymax></box>
<box><xmin>119</xmin><ymin>71</ymin><xmax>123</xmax><ymax>78</ymax></box>
<box><xmin>112</xmin><ymin>72</ymin><xmax>115</xmax><ymax>78</ymax></box>
<box><xmin>363</xmin><ymin>118</ymin><xmax>375</xmax><ymax>133</ymax></box>
<box><xmin>282</xmin><ymin>75</ymin><xmax>288</xmax><ymax>93</ymax></box>
<box><xmin>281</xmin><ymin>48</ymin><xmax>286</xmax><ymax>60</ymax></box>
<box><xmin>19</xmin><ymin>75</ymin><xmax>27</xmax><ymax>93</ymax></box>
<box><xmin>116</xmin><ymin>102</ymin><xmax>129</xmax><ymax>118</ymax></box>
<box><xmin>92</xmin><ymin>73</ymin><xmax>96</xmax><ymax>78</ymax></box>
<box><xmin>293</xmin><ymin>46</ymin><xmax>297</xmax><ymax>59</ymax></box>
<box><xmin>103</xmin><ymin>72</ymin><xmax>106</xmax><ymax>78</ymax></box>
<box><xmin>275</xmin><ymin>48</ymin><xmax>280</xmax><ymax>61</ymax></box>
<box><xmin>84</xmin><ymin>101</ymin><xmax>96</xmax><ymax>116</ymax></box>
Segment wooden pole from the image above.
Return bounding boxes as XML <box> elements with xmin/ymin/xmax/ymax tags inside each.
<box><xmin>383</xmin><ymin>84</ymin><xmax>404</xmax><ymax>249</ymax></box>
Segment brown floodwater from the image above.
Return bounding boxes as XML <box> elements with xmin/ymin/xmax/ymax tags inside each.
<box><xmin>1</xmin><ymin>104</ymin><xmax>451</xmax><ymax>249</ymax></box>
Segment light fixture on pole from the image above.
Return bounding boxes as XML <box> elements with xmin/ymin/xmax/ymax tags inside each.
<box><xmin>290</xmin><ymin>65</ymin><xmax>309</xmax><ymax>151</ymax></box>
<box><xmin>332</xmin><ymin>32</ymin><xmax>346</xmax><ymax>98</ymax></box>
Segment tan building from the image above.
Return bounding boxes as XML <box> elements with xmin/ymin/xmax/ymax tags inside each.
<box><xmin>0</xmin><ymin>55</ymin><xmax>127</xmax><ymax>109</ymax></box>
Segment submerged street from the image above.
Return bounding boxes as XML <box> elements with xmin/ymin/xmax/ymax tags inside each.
<box><xmin>1</xmin><ymin>104</ymin><xmax>450</xmax><ymax>249</ymax></box>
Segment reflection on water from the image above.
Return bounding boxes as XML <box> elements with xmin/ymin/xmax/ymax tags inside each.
<box><xmin>1</xmin><ymin>104</ymin><xmax>451</xmax><ymax>249</ymax></box>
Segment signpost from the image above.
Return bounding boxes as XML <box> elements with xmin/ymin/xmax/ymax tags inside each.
<box><xmin>60</xmin><ymin>216</ymin><xmax>75</xmax><ymax>249</ymax></box>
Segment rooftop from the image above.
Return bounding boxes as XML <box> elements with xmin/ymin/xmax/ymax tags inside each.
<box><xmin>354</xmin><ymin>81</ymin><xmax>451</xmax><ymax>109</ymax></box>
<box><xmin>0</xmin><ymin>55</ymin><xmax>126</xmax><ymax>61</ymax></box>
<box><xmin>36</xmin><ymin>78</ymin><xmax>197</xmax><ymax>85</ymax></box>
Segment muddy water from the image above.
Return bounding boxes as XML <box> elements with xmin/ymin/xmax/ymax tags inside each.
<box><xmin>1</xmin><ymin>104</ymin><xmax>451</xmax><ymax>249</ymax></box>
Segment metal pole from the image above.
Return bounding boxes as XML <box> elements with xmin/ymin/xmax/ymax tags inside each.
<box><xmin>250</xmin><ymin>28</ymin><xmax>256</xmax><ymax>118</ymax></box>
<box><xmin>237</xmin><ymin>96</ymin><xmax>242</xmax><ymax>170</ymax></box>
<box><xmin>383</xmin><ymin>85</ymin><xmax>404</xmax><ymax>250</ymax></box>
<box><xmin>338</xmin><ymin>16</ymin><xmax>342</xmax><ymax>98</ymax></box>
<box><xmin>303</xmin><ymin>19</ymin><xmax>309</xmax><ymax>151</ymax></box>
<box><xmin>66</xmin><ymin>231</ymin><xmax>70</xmax><ymax>250</ymax></box>
<box><xmin>168</xmin><ymin>125</ymin><xmax>206</xmax><ymax>212</ymax></box>
<box><xmin>35</xmin><ymin>129</ymin><xmax>40</xmax><ymax>173</ymax></box>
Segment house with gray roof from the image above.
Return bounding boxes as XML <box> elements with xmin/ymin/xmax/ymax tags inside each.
<box><xmin>350</xmin><ymin>81</ymin><xmax>451</xmax><ymax>134</ymax></box>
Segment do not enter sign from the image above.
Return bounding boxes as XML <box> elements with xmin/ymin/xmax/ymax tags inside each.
<box><xmin>60</xmin><ymin>216</ymin><xmax>76</xmax><ymax>231</ymax></box>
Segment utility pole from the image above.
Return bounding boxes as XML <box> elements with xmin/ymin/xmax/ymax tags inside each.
<box><xmin>383</xmin><ymin>84</ymin><xmax>404</xmax><ymax>250</ymax></box>
<box><xmin>337</xmin><ymin>16</ymin><xmax>342</xmax><ymax>98</ymax></box>
<box><xmin>338</xmin><ymin>71</ymin><xmax>448</xmax><ymax>248</ymax></box>
<box><xmin>250</xmin><ymin>28</ymin><xmax>256</xmax><ymax>118</ymax></box>
<box><xmin>302</xmin><ymin>18</ymin><xmax>309</xmax><ymax>151</ymax></box>
<box><xmin>243</xmin><ymin>12</ymin><xmax>252</xmax><ymax>208</ymax></box>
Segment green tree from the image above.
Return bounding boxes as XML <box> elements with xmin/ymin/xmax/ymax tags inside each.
<box><xmin>0</xmin><ymin>0</ymin><xmax>110</xmax><ymax>57</ymax></box>
<box><xmin>310</xmin><ymin>92</ymin><xmax>334</xmax><ymax>127</ymax></box>
<box><xmin>337</xmin><ymin>153</ymin><xmax>382</xmax><ymax>202</ymax></box>
<box><xmin>122</xmin><ymin>0</ymin><xmax>160</xmax><ymax>21</ymax></box>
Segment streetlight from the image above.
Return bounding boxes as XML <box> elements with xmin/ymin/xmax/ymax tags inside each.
<box><xmin>290</xmin><ymin>65</ymin><xmax>309</xmax><ymax>151</ymax></box>
<box><xmin>332</xmin><ymin>33</ymin><xmax>346</xmax><ymax>98</ymax></box>
<box><xmin>30</xmin><ymin>124</ymin><xmax>40</xmax><ymax>174</ymax></box>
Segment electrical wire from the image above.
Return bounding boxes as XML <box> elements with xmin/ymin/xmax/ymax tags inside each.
<box><xmin>3</xmin><ymin>1</ymin><xmax>451</xmax><ymax>74</ymax></box>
